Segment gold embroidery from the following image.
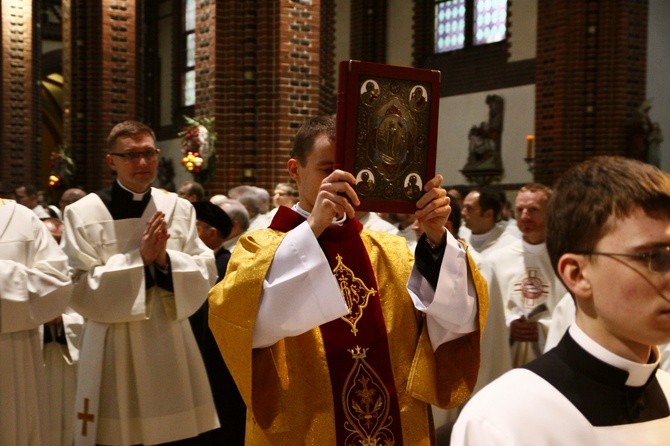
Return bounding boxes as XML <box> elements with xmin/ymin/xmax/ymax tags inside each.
<box><xmin>342</xmin><ymin>346</ymin><xmax>395</xmax><ymax>446</ymax></box>
<box><xmin>334</xmin><ymin>254</ymin><xmax>376</xmax><ymax>335</ymax></box>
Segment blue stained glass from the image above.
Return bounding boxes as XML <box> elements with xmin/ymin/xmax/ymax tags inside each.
<box><xmin>434</xmin><ymin>0</ymin><xmax>466</xmax><ymax>52</ymax></box>
<box><xmin>474</xmin><ymin>0</ymin><xmax>507</xmax><ymax>45</ymax></box>
<box><xmin>184</xmin><ymin>70</ymin><xmax>195</xmax><ymax>107</ymax></box>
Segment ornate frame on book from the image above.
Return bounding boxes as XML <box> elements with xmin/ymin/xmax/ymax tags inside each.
<box><xmin>336</xmin><ymin>60</ymin><xmax>440</xmax><ymax>214</ymax></box>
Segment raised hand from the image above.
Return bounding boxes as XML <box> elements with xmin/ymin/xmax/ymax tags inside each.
<box><xmin>414</xmin><ymin>174</ymin><xmax>450</xmax><ymax>246</ymax></box>
<box><xmin>307</xmin><ymin>169</ymin><xmax>360</xmax><ymax>237</ymax></box>
<box><xmin>140</xmin><ymin>211</ymin><xmax>171</xmax><ymax>267</ymax></box>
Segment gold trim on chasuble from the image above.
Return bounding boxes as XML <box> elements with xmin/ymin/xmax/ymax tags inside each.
<box><xmin>343</xmin><ymin>346</ymin><xmax>396</xmax><ymax>446</ymax></box>
<box><xmin>332</xmin><ymin>255</ymin><xmax>397</xmax><ymax>445</ymax></box>
<box><xmin>334</xmin><ymin>253</ymin><xmax>376</xmax><ymax>335</ymax></box>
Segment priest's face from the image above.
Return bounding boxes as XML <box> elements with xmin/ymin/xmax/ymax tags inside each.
<box><xmin>577</xmin><ymin>207</ymin><xmax>670</xmax><ymax>362</ymax></box>
<box><xmin>106</xmin><ymin>132</ymin><xmax>160</xmax><ymax>194</ymax></box>
<box><xmin>515</xmin><ymin>189</ymin><xmax>549</xmax><ymax>245</ymax></box>
<box><xmin>288</xmin><ymin>133</ymin><xmax>335</xmax><ymax>213</ymax></box>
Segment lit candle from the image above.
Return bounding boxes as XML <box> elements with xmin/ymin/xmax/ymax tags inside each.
<box><xmin>526</xmin><ymin>135</ymin><xmax>535</xmax><ymax>159</ymax></box>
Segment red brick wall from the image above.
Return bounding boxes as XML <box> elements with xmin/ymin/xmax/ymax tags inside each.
<box><xmin>535</xmin><ymin>0</ymin><xmax>648</xmax><ymax>185</ymax></box>
<box><xmin>64</xmin><ymin>0</ymin><xmax>144</xmax><ymax>192</ymax></box>
<box><xmin>197</xmin><ymin>0</ymin><xmax>332</xmax><ymax>195</ymax></box>
<box><xmin>0</xmin><ymin>2</ymin><xmax>39</xmax><ymax>187</ymax></box>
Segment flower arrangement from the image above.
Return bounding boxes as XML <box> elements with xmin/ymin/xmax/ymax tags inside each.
<box><xmin>47</xmin><ymin>144</ymin><xmax>76</xmax><ymax>189</ymax></box>
<box><xmin>179</xmin><ymin>115</ymin><xmax>217</xmax><ymax>184</ymax></box>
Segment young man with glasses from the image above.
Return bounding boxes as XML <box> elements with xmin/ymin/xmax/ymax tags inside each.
<box><xmin>62</xmin><ymin>120</ymin><xmax>219</xmax><ymax>445</ymax></box>
<box><xmin>452</xmin><ymin>156</ymin><xmax>670</xmax><ymax>444</ymax></box>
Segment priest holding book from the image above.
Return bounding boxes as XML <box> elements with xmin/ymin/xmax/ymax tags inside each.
<box><xmin>209</xmin><ymin>115</ymin><xmax>487</xmax><ymax>444</ymax></box>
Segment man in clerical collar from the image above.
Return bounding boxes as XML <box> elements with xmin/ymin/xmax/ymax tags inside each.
<box><xmin>452</xmin><ymin>156</ymin><xmax>670</xmax><ymax>444</ymax></box>
<box><xmin>61</xmin><ymin>120</ymin><xmax>218</xmax><ymax>445</ymax></box>
<box><xmin>461</xmin><ymin>186</ymin><xmax>516</xmax><ymax>255</ymax></box>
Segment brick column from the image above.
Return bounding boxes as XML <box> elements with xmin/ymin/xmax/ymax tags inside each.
<box><xmin>350</xmin><ymin>0</ymin><xmax>387</xmax><ymax>63</ymax></box>
<box><xmin>64</xmin><ymin>0</ymin><xmax>143</xmax><ymax>191</ymax></box>
<box><xmin>197</xmin><ymin>0</ymin><xmax>332</xmax><ymax>194</ymax></box>
<box><xmin>1</xmin><ymin>1</ymin><xmax>40</xmax><ymax>187</ymax></box>
<box><xmin>535</xmin><ymin>0</ymin><xmax>648</xmax><ymax>185</ymax></box>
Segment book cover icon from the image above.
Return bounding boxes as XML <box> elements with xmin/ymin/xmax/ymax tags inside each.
<box><xmin>336</xmin><ymin>60</ymin><xmax>440</xmax><ymax>214</ymax></box>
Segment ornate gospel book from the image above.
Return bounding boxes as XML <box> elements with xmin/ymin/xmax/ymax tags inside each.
<box><xmin>336</xmin><ymin>60</ymin><xmax>440</xmax><ymax>213</ymax></box>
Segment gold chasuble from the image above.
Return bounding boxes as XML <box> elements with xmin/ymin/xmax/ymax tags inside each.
<box><xmin>209</xmin><ymin>207</ymin><xmax>488</xmax><ymax>445</ymax></box>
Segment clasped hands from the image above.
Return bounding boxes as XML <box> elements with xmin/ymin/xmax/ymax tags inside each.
<box><xmin>307</xmin><ymin>169</ymin><xmax>450</xmax><ymax>245</ymax></box>
<box><xmin>140</xmin><ymin>211</ymin><xmax>170</xmax><ymax>269</ymax></box>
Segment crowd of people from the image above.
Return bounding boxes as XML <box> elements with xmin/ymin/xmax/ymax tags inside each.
<box><xmin>1</xmin><ymin>117</ymin><xmax>669</xmax><ymax>445</ymax></box>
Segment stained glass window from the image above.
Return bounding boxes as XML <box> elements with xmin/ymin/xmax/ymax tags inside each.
<box><xmin>434</xmin><ymin>0</ymin><xmax>507</xmax><ymax>53</ymax></box>
<box><xmin>183</xmin><ymin>0</ymin><xmax>196</xmax><ymax>107</ymax></box>
<box><xmin>435</xmin><ymin>0</ymin><xmax>466</xmax><ymax>53</ymax></box>
<box><xmin>474</xmin><ymin>0</ymin><xmax>507</xmax><ymax>45</ymax></box>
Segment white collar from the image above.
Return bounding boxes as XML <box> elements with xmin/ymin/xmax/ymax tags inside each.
<box><xmin>569</xmin><ymin>324</ymin><xmax>660</xmax><ymax>386</ymax></box>
<box><xmin>293</xmin><ymin>203</ymin><xmax>311</xmax><ymax>219</ymax></box>
<box><xmin>117</xmin><ymin>180</ymin><xmax>150</xmax><ymax>201</ymax></box>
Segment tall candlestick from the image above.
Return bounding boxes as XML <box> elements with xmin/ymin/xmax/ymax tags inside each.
<box><xmin>526</xmin><ymin>135</ymin><xmax>535</xmax><ymax>159</ymax></box>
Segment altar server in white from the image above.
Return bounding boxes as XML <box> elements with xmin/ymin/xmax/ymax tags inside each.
<box><xmin>485</xmin><ymin>183</ymin><xmax>567</xmax><ymax>367</ymax></box>
<box><xmin>0</xmin><ymin>197</ymin><xmax>72</xmax><ymax>445</ymax></box>
<box><xmin>452</xmin><ymin>156</ymin><xmax>670</xmax><ymax>445</ymax></box>
<box><xmin>62</xmin><ymin>120</ymin><xmax>218</xmax><ymax>445</ymax></box>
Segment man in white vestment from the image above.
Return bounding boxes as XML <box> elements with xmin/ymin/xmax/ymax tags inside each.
<box><xmin>62</xmin><ymin>120</ymin><xmax>219</xmax><ymax>445</ymax></box>
<box><xmin>452</xmin><ymin>156</ymin><xmax>670</xmax><ymax>445</ymax></box>
<box><xmin>485</xmin><ymin>183</ymin><xmax>567</xmax><ymax>367</ymax></box>
<box><xmin>0</xmin><ymin>197</ymin><xmax>72</xmax><ymax>446</ymax></box>
<box><xmin>461</xmin><ymin>186</ymin><xmax>516</xmax><ymax>255</ymax></box>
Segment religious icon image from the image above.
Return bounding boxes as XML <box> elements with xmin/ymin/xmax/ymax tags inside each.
<box><xmin>360</xmin><ymin>80</ymin><xmax>380</xmax><ymax>106</ymax></box>
<box><xmin>355</xmin><ymin>169</ymin><xmax>376</xmax><ymax>195</ymax></box>
<box><xmin>376</xmin><ymin>112</ymin><xmax>409</xmax><ymax>167</ymax></box>
<box><xmin>403</xmin><ymin>173</ymin><xmax>422</xmax><ymax>199</ymax></box>
<box><xmin>409</xmin><ymin>86</ymin><xmax>427</xmax><ymax>111</ymax></box>
<box><xmin>336</xmin><ymin>60</ymin><xmax>439</xmax><ymax>213</ymax></box>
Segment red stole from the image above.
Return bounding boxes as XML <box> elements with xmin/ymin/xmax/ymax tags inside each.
<box><xmin>270</xmin><ymin>207</ymin><xmax>403</xmax><ymax>445</ymax></box>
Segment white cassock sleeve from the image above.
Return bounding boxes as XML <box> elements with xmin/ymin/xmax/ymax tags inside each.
<box><xmin>252</xmin><ymin>222</ymin><xmax>349</xmax><ymax>348</ymax></box>
<box><xmin>253</xmin><ymin>224</ymin><xmax>477</xmax><ymax>350</ymax></box>
<box><xmin>0</xmin><ymin>207</ymin><xmax>72</xmax><ymax>333</ymax></box>
<box><xmin>407</xmin><ymin>230</ymin><xmax>478</xmax><ymax>350</ymax></box>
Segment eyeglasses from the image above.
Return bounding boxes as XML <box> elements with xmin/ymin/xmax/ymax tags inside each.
<box><xmin>109</xmin><ymin>149</ymin><xmax>159</xmax><ymax>161</ymax></box>
<box><xmin>574</xmin><ymin>246</ymin><xmax>670</xmax><ymax>273</ymax></box>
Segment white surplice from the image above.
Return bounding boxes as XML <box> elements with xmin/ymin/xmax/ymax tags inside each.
<box><xmin>42</xmin><ymin>308</ymin><xmax>84</xmax><ymax>446</ymax></box>
<box><xmin>62</xmin><ymin>189</ymin><xmax>218</xmax><ymax>445</ymax></box>
<box><xmin>485</xmin><ymin>239</ymin><xmax>567</xmax><ymax>366</ymax></box>
<box><xmin>0</xmin><ymin>199</ymin><xmax>72</xmax><ymax>446</ymax></box>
